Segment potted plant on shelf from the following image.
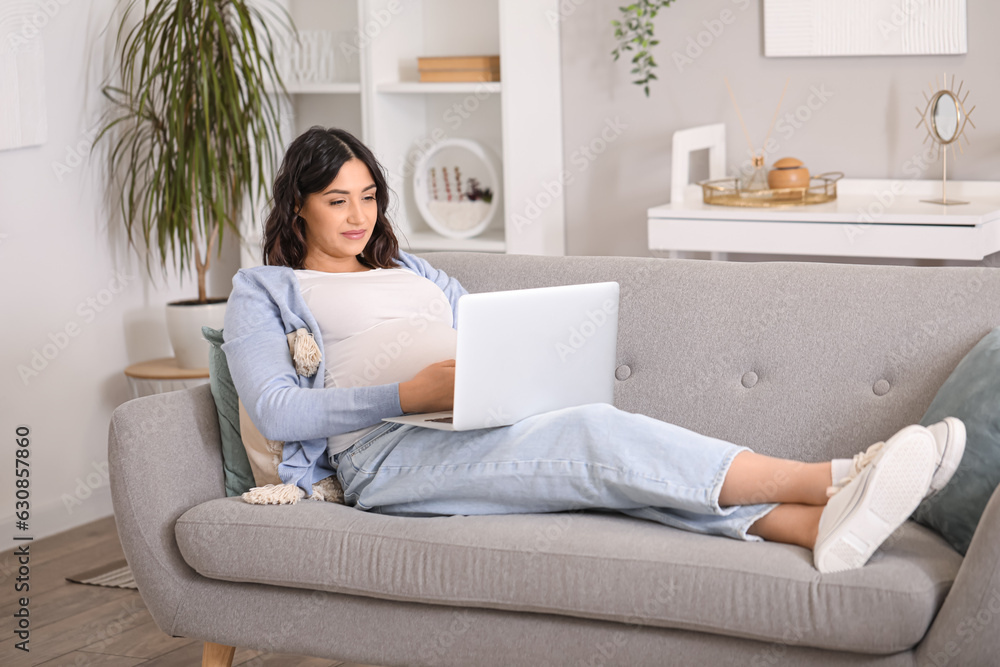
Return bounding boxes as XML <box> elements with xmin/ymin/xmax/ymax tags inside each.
<box><xmin>95</xmin><ymin>0</ymin><xmax>291</xmax><ymax>368</ymax></box>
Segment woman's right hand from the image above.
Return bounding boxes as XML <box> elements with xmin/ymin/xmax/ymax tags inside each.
<box><xmin>399</xmin><ymin>359</ymin><xmax>455</xmax><ymax>413</ymax></box>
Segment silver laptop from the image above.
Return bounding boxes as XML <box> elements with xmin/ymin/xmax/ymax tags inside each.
<box><xmin>382</xmin><ymin>281</ymin><xmax>620</xmax><ymax>431</ymax></box>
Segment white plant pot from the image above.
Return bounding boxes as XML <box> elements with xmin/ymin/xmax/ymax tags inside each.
<box><xmin>165</xmin><ymin>299</ymin><xmax>227</xmax><ymax>369</ymax></box>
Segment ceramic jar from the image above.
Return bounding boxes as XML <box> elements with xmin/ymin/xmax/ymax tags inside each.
<box><xmin>768</xmin><ymin>157</ymin><xmax>810</xmax><ymax>189</ymax></box>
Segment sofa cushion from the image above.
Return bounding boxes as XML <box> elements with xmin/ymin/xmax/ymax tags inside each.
<box><xmin>202</xmin><ymin>326</ymin><xmax>255</xmax><ymax>497</ymax></box>
<box><xmin>913</xmin><ymin>326</ymin><xmax>1000</xmax><ymax>555</ymax></box>
<box><xmin>175</xmin><ymin>499</ymin><xmax>962</xmax><ymax>654</ymax></box>
<box><xmin>238</xmin><ymin>396</ymin><xmax>284</xmax><ymax>487</ymax></box>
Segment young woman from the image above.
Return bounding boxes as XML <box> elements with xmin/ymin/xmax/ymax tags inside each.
<box><xmin>222</xmin><ymin>126</ymin><xmax>966</xmax><ymax>574</ymax></box>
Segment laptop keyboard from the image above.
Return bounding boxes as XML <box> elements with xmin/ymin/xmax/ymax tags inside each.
<box><xmin>426</xmin><ymin>417</ymin><xmax>454</xmax><ymax>423</ymax></box>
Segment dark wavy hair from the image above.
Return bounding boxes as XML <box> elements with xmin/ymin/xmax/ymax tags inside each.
<box><xmin>262</xmin><ymin>126</ymin><xmax>399</xmax><ymax>269</ymax></box>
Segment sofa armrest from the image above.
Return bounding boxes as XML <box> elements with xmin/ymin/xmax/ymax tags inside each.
<box><xmin>108</xmin><ymin>384</ymin><xmax>226</xmax><ymax>636</ymax></box>
<box><xmin>917</xmin><ymin>483</ymin><xmax>1000</xmax><ymax>664</ymax></box>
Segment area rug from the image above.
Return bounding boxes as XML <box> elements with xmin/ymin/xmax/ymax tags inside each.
<box><xmin>65</xmin><ymin>558</ymin><xmax>138</xmax><ymax>589</ymax></box>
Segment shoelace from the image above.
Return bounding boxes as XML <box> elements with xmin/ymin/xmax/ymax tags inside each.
<box><xmin>825</xmin><ymin>441</ymin><xmax>885</xmax><ymax>498</ymax></box>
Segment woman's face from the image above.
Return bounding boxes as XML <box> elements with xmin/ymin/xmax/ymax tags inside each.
<box><xmin>298</xmin><ymin>158</ymin><xmax>378</xmax><ymax>272</ymax></box>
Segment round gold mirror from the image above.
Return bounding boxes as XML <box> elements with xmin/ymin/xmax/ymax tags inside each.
<box><xmin>930</xmin><ymin>91</ymin><xmax>961</xmax><ymax>144</ymax></box>
<box><xmin>917</xmin><ymin>75</ymin><xmax>976</xmax><ymax>205</ymax></box>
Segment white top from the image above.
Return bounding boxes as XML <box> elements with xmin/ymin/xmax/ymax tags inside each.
<box><xmin>293</xmin><ymin>267</ymin><xmax>458</xmax><ymax>456</ymax></box>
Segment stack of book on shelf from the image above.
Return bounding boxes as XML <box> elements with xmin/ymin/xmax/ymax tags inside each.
<box><xmin>418</xmin><ymin>55</ymin><xmax>500</xmax><ymax>82</ymax></box>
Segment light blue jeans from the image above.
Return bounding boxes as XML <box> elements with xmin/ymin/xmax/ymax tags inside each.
<box><xmin>331</xmin><ymin>403</ymin><xmax>779</xmax><ymax>541</ymax></box>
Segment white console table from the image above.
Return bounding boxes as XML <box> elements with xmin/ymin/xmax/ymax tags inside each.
<box><xmin>647</xmin><ymin>179</ymin><xmax>1000</xmax><ymax>262</ymax></box>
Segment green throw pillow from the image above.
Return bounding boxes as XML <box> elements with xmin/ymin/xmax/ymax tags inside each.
<box><xmin>912</xmin><ymin>326</ymin><xmax>1000</xmax><ymax>555</ymax></box>
<box><xmin>202</xmin><ymin>326</ymin><xmax>256</xmax><ymax>497</ymax></box>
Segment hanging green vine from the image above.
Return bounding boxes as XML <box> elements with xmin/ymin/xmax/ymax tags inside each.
<box><xmin>611</xmin><ymin>1</ymin><xmax>676</xmax><ymax>97</ymax></box>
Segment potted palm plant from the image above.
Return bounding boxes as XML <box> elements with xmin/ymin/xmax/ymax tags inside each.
<box><xmin>95</xmin><ymin>0</ymin><xmax>291</xmax><ymax>368</ymax></box>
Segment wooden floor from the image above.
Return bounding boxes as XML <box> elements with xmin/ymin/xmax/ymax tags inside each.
<box><xmin>0</xmin><ymin>516</ymin><xmax>385</xmax><ymax>667</ymax></box>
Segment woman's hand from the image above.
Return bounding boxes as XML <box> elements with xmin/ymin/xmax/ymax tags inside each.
<box><xmin>399</xmin><ymin>359</ymin><xmax>455</xmax><ymax>413</ymax></box>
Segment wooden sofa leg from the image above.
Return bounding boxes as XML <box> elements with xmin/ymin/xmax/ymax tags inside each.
<box><xmin>202</xmin><ymin>641</ymin><xmax>237</xmax><ymax>667</ymax></box>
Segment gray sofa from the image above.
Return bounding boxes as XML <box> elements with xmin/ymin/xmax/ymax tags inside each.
<box><xmin>108</xmin><ymin>252</ymin><xmax>1000</xmax><ymax>667</ymax></box>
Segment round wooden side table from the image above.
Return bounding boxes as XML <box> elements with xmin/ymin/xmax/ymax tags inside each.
<box><xmin>124</xmin><ymin>357</ymin><xmax>210</xmax><ymax>400</ymax></box>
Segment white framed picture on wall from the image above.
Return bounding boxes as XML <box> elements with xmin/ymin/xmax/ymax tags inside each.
<box><xmin>0</xmin><ymin>5</ymin><xmax>48</xmax><ymax>151</ymax></box>
<box><xmin>764</xmin><ymin>0</ymin><xmax>968</xmax><ymax>57</ymax></box>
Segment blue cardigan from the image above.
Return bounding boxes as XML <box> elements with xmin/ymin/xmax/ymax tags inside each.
<box><xmin>222</xmin><ymin>250</ymin><xmax>468</xmax><ymax>495</ymax></box>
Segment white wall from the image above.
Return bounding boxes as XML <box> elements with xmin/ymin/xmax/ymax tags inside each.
<box><xmin>0</xmin><ymin>0</ymin><xmax>241</xmax><ymax>540</ymax></box>
<box><xmin>558</xmin><ymin>0</ymin><xmax>1000</xmax><ymax>261</ymax></box>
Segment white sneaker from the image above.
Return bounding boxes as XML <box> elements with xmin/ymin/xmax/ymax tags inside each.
<box><xmin>924</xmin><ymin>417</ymin><xmax>966</xmax><ymax>498</ymax></box>
<box><xmin>826</xmin><ymin>417</ymin><xmax>967</xmax><ymax>500</ymax></box>
<box><xmin>814</xmin><ymin>424</ymin><xmax>936</xmax><ymax>573</ymax></box>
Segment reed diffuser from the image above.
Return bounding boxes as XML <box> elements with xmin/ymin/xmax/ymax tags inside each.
<box><xmin>725</xmin><ymin>76</ymin><xmax>789</xmax><ymax>192</ymax></box>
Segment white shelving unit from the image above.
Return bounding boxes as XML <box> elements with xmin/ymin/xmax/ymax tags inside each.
<box><xmin>240</xmin><ymin>0</ymin><xmax>565</xmax><ymax>268</ymax></box>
